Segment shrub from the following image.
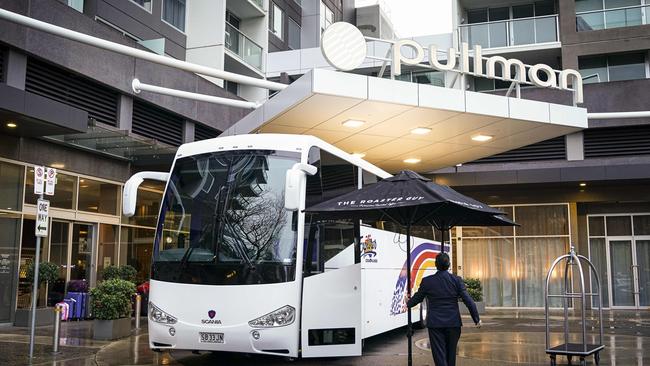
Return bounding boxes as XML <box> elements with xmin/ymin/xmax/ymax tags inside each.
<box><xmin>26</xmin><ymin>261</ymin><xmax>59</xmax><ymax>286</ymax></box>
<box><xmin>90</xmin><ymin>279</ymin><xmax>136</xmax><ymax>320</ymax></box>
<box><xmin>463</xmin><ymin>277</ymin><xmax>483</xmax><ymax>302</ymax></box>
<box><xmin>118</xmin><ymin>265</ymin><xmax>137</xmax><ymax>283</ymax></box>
<box><xmin>102</xmin><ymin>265</ymin><xmax>137</xmax><ymax>282</ymax></box>
<box><xmin>101</xmin><ymin>266</ymin><xmax>120</xmax><ymax>281</ymax></box>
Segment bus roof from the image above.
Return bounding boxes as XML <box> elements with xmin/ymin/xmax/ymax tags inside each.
<box><xmin>176</xmin><ymin>133</ymin><xmax>391</xmax><ymax>179</ymax></box>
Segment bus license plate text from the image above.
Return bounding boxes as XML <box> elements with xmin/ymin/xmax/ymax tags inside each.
<box><xmin>199</xmin><ymin>332</ymin><xmax>224</xmax><ymax>343</ymax></box>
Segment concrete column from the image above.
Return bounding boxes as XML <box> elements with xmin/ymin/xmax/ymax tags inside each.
<box><xmin>5</xmin><ymin>49</ymin><xmax>27</xmax><ymax>90</ymax></box>
<box><xmin>117</xmin><ymin>95</ymin><xmax>133</xmax><ymax>131</ymax></box>
<box><xmin>183</xmin><ymin>120</ymin><xmax>195</xmax><ymax>143</ymax></box>
<box><xmin>566</xmin><ymin>132</ymin><xmax>584</xmax><ymax>161</ymax></box>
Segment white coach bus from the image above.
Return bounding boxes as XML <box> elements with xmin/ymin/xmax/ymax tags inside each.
<box><xmin>122</xmin><ymin>134</ymin><xmax>447</xmax><ymax>358</ymax></box>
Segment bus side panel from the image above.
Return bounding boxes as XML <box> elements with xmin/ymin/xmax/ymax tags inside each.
<box><xmin>359</xmin><ymin>227</ymin><xmax>443</xmax><ymax>339</ymax></box>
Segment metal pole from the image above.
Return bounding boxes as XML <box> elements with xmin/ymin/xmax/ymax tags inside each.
<box><xmin>135</xmin><ymin>294</ymin><xmax>142</xmax><ymax>329</ymax></box>
<box><xmin>28</xmin><ymin>192</ymin><xmax>44</xmax><ymax>359</ymax></box>
<box><xmin>406</xmin><ymin>224</ymin><xmax>413</xmax><ymax>366</ymax></box>
<box><xmin>132</xmin><ymin>79</ymin><xmax>260</xmax><ymax>109</ymax></box>
<box><xmin>52</xmin><ymin>305</ymin><xmax>62</xmax><ymax>354</ymax></box>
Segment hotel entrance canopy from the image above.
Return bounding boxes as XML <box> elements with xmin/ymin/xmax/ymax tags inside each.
<box><xmin>223</xmin><ymin>69</ymin><xmax>587</xmax><ymax>173</ymax></box>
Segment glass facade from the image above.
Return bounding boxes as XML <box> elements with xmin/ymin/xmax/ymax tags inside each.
<box><xmin>0</xmin><ymin>159</ymin><xmax>162</xmax><ymax>323</ymax></box>
<box><xmin>579</xmin><ymin>52</ymin><xmax>648</xmax><ymax>84</ymax></box>
<box><xmin>576</xmin><ymin>0</ymin><xmax>647</xmax><ymax>31</ymax></box>
<box><xmin>588</xmin><ymin>214</ymin><xmax>650</xmax><ymax>308</ymax></box>
<box><xmin>460</xmin><ymin>204</ymin><xmax>570</xmax><ymax>308</ymax></box>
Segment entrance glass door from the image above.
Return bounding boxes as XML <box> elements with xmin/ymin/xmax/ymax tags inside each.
<box><xmin>46</xmin><ymin>222</ymin><xmax>95</xmax><ymax>306</ymax></box>
<box><xmin>70</xmin><ymin>223</ymin><xmax>94</xmax><ymax>284</ymax></box>
<box><xmin>609</xmin><ymin>239</ymin><xmax>635</xmax><ymax>307</ymax></box>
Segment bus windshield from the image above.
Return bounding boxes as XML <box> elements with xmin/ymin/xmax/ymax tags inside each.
<box><xmin>152</xmin><ymin>150</ymin><xmax>300</xmax><ymax>285</ymax></box>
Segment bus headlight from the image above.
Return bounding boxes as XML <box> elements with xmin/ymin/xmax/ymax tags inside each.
<box><xmin>149</xmin><ymin>302</ymin><xmax>177</xmax><ymax>324</ymax></box>
<box><xmin>248</xmin><ymin>305</ymin><xmax>295</xmax><ymax>328</ymax></box>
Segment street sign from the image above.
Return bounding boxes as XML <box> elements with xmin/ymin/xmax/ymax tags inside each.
<box><xmin>35</xmin><ymin>199</ymin><xmax>49</xmax><ymax>237</ymax></box>
<box><xmin>45</xmin><ymin>167</ymin><xmax>56</xmax><ymax>196</ymax></box>
<box><xmin>34</xmin><ymin>166</ymin><xmax>44</xmax><ymax>195</ymax></box>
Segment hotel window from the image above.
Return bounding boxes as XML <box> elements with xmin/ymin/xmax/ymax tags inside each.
<box><xmin>78</xmin><ymin>178</ymin><xmax>119</xmax><ymax>215</ymax></box>
<box><xmin>320</xmin><ymin>1</ymin><xmax>334</xmax><ymax>33</ymax></box>
<box><xmin>270</xmin><ymin>3</ymin><xmax>284</xmax><ymax>40</ymax></box>
<box><xmin>120</xmin><ymin>226</ymin><xmax>155</xmax><ymax>284</ymax></box>
<box><xmin>460</xmin><ymin>204</ymin><xmax>570</xmax><ymax>307</ymax></box>
<box><xmin>25</xmin><ymin>172</ymin><xmax>77</xmax><ymax>210</ymax></box>
<box><xmin>66</xmin><ymin>0</ymin><xmax>84</xmax><ymax>13</ymax></box>
<box><xmin>576</xmin><ymin>0</ymin><xmax>644</xmax><ymax>31</ymax></box>
<box><xmin>288</xmin><ymin>17</ymin><xmax>301</xmax><ymax>49</ymax></box>
<box><xmin>131</xmin><ymin>0</ymin><xmax>152</xmax><ymax>12</ymax></box>
<box><xmin>579</xmin><ymin>52</ymin><xmax>647</xmax><ymax>83</ymax></box>
<box><xmin>0</xmin><ymin>161</ymin><xmax>23</xmax><ymax>212</ymax></box>
<box><xmin>162</xmin><ymin>0</ymin><xmax>186</xmax><ymax>32</ymax></box>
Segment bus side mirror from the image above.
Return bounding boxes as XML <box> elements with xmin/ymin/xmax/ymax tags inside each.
<box><xmin>284</xmin><ymin>163</ymin><xmax>317</xmax><ymax>211</ymax></box>
<box><xmin>123</xmin><ymin>171</ymin><xmax>170</xmax><ymax>217</ymax></box>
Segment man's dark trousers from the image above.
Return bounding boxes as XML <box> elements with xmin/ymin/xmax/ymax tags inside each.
<box><xmin>427</xmin><ymin>327</ymin><xmax>461</xmax><ymax>366</ymax></box>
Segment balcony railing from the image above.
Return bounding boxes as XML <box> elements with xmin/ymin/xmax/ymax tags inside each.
<box><xmin>225</xmin><ymin>22</ymin><xmax>263</xmax><ymax>71</ymax></box>
<box><xmin>459</xmin><ymin>14</ymin><xmax>559</xmax><ymax>49</ymax></box>
<box><xmin>577</xmin><ymin>4</ymin><xmax>650</xmax><ymax>31</ymax></box>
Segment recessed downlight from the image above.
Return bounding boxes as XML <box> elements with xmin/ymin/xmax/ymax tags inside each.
<box><xmin>6</xmin><ymin>122</ymin><xmax>17</xmax><ymax>128</ymax></box>
<box><xmin>410</xmin><ymin>127</ymin><xmax>432</xmax><ymax>135</ymax></box>
<box><xmin>579</xmin><ymin>182</ymin><xmax>587</xmax><ymax>187</ymax></box>
<box><xmin>403</xmin><ymin>158</ymin><xmax>421</xmax><ymax>164</ymax></box>
<box><xmin>50</xmin><ymin>163</ymin><xmax>65</xmax><ymax>169</ymax></box>
<box><xmin>352</xmin><ymin>152</ymin><xmax>366</xmax><ymax>158</ymax></box>
<box><xmin>342</xmin><ymin>119</ymin><xmax>365</xmax><ymax>128</ymax></box>
<box><xmin>471</xmin><ymin>134</ymin><xmax>493</xmax><ymax>142</ymax></box>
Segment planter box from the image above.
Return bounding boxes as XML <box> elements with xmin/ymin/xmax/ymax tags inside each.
<box><xmin>93</xmin><ymin>318</ymin><xmax>132</xmax><ymax>340</ymax></box>
<box><xmin>459</xmin><ymin>301</ymin><xmax>486</xmax><ymax>315</ymax></box>
<box><xmin>14</xmin><ymin>307</ymin><xmax>54</xmax><ymax>327</ymax></box>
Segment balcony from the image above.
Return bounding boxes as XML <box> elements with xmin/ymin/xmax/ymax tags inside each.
<box><xmin>459</xmin><ymin>14</ymin><xmax>559</xmax><ymax>49</ymax></box>
<box><xmin>225</xmin><ymin>22</ymin><xmax>263</xmax><ymax>72</ymax></box>
<box><xmin>577</xmin><ymin>4</ymin><xmax>650</xmax><ymax>31</ymax></box>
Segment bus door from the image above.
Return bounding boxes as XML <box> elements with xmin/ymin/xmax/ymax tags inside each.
<box><xmin>300</xmin><ymin>220</ymin><xmax>362</xmax><ymax>357</ymax></box>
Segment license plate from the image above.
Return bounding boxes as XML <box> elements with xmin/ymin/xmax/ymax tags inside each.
<box><xmin>199</xmin><ymin>332</ymin><xmax>224</xmax><ymax>343</ymax></box>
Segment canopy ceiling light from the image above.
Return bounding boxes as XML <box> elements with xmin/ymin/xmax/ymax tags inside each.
<box><xmin>6</xmin><ymin>122</ymin><xmax>17</xmax><ymax>128</ymax></box>
<box><xmin>471</xmin><ymin>134</ymin><xmax>493</xmax><ymax>142</ymax></box>
<box><xmin>342</xmin><ymin>119</ymin><xmax>365</xmax><ymax>128</ymax></box>
<box><xmin>352</xmin><ymin>152</ymin><xmax>366</xmax><ymax>158</ymax></box>
<box><xmin>410</xmin><ymin>127</ymin><xmax>432</xmax><ymax>135</ymax></box>
<box><xmin>403</xmin><ymin>158</ymin><xmax>421</xmax><ymax>164</ymax></box>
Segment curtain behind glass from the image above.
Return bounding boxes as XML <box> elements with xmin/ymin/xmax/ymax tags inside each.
<box><xmin>589</xmin><ymin>238</ymin><xmax>609</xmax><ymax>308</ymax></box>
<box><xmin>516</xmin><ymin>237</ymin><xmax>568</xmax><ymax>307</ymax></box>
<box><xmin>163</xmin><ymin>0</ymin><xmax>186</xmax><ymax>31</ymax></box>
<box><xmin>462</xmin><ymin>238</ymin><xmax>515</xmax><ymax>306</ymax></box>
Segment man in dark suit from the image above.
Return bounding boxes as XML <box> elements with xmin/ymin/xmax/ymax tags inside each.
<box><xmin>407</xmin><ymin>252</ymin><xmax>481</xmax><ymax>366</ymax></box>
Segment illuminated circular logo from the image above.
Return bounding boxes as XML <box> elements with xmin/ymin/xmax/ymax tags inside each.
<box><xmin>321</xmin><ymin>22</ymin><xmax>367</xmax><ymax>71</ymax></box>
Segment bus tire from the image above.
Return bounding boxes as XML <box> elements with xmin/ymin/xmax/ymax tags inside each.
<box><xmin>413</xmin><ymin>300</ymin><xmax>428</xmax><ymax>329</ymax></box>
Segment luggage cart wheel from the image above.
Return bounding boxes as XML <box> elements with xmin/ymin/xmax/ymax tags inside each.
<box><xmin>595</xmin><ymin>352</ymin><xmax>600</xmax><ymax>365</ymax></box>
<box><xmin>580</xmin><ymin>357</ymin><xmax>586</xmax><ymax>366</ymax></box>
<box><xmin>550</xmin><ymin>355</ymin><xmax>557</xmax><ymax>366</ymax></box>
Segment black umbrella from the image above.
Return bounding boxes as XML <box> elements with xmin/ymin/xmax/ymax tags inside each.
<box><xmin>304</xmin><ymin>170</ymin><xmax>516</xmax><ymax>366</ymax></box>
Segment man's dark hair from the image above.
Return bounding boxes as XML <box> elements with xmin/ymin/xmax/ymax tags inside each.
<box><xmin>436</xmin><ymin>252</ymin><xmax>450</xmax><ymax>271</ymax></box>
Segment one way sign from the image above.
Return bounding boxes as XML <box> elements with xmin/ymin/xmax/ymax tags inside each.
<box><xmin>35</xmin><ymin>199</ymin><xmax>50</xmax><ymax>237</ymax></box>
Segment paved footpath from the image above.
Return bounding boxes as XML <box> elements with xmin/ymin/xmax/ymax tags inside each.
<box><xmin>1</xmin><ymin>310</ymin><xmax>648</xmax><ymax>365</ymax></box>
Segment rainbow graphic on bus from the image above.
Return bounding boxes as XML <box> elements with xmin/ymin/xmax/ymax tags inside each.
<box><xmin>389</xmin><ymin>242</ymin><xmax>449</xmax><ymax>316</ymax></box>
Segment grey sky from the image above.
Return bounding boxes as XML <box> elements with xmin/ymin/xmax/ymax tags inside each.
<box><xmin>355</xmin><ymin>0</ymin><xmax>452</xmax><ymax>37</ymax></box>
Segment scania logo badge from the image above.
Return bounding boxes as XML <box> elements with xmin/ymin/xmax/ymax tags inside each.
<box><xmin>202</xmin><ymin>309</ymin><xmax>222</xmax><ymax>325</ymax></box>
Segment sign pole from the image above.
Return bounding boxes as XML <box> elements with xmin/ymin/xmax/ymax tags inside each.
<box><xmin>29</xmin><ymin>166</ymin><xmax>53</xmax><ymax>359</ymax></box>
<box><xmin>28</xmin><ymin>192</ymin><xmax>43</xmax><ymax>359</ymax></box>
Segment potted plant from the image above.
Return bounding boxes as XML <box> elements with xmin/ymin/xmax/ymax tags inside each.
<box><xmin>15</xmin><ymin>261</ymin><xmax>60</xmax><ymax>326</ymax></box>
<box><xmin>90</xmin><ymin>278</ymin><xmax>136</xmax><ymax>340</ymax></box>
<box><xmin>460</xmin><ymin>277</ymin><xmax>486</xmax><ymax>315</ymax></box>
<box><xmin>102</xmin><ymin>264</ymin><xmax>137</xmax><ymax>282</ymax></box>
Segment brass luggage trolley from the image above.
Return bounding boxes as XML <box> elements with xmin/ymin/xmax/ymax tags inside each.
<box><xmin>545</xmin><ymin>246</ymin><xmax>604</xmax><ymax>366</ymax></box>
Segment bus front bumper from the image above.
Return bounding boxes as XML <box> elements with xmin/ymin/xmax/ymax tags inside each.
<box><xmin>148</xmin><ymin>318</ymin><xmax>298</xmax><ymax>357</ymax></box>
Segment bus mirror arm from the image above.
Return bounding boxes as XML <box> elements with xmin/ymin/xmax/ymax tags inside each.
<box><xmin>284</xmin><ymin>163</ymin><xmax>317</xmax><ymax>211</ymax></box>
<box><xmin>123</xmin><ymin>171</ymin><xmax>170</xmax><ymax>217</ymax></box>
